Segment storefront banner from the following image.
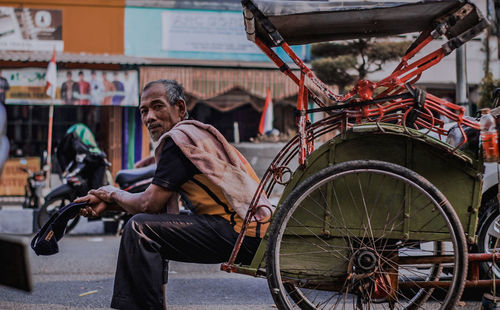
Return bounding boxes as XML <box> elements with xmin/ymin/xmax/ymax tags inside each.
<box><xmin>161</xmin><ymin>10</ymin><xmax>259</xmax><ymax>55</ymax></box>
<box><xmin>125</xmin><ymin>8</ymin><xmax>308</xmax><ymax>62</ymax></box>
<box><xmin>3</xmin><ymin>69</ymin><xmax>139</xmax><ymax>106</ymax></box>
<box><xmin>0</xmin><ymin>7</ymin><xmax>63</xmax><ymax>51</ymax></box>
<box><xmin>0</xmin><ymin>157</ymin><xmax>40</xmax><ymax>196</ymax></box>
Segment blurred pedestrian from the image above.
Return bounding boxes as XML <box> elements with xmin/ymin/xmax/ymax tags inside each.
<box><xmin>89</xmin><ymin>70</ymin><xmax>103</xmax><ymax>105</ymax></box>
<box><xmin>77</xmin><ymin>71</ymin><xmax>90</xmax><ymax>105</ymax></box>
<box><xmin>102</xmin><ymin>72</ymin><xmax>114</xmax><ymax>105</ymax></box>
<box><xmin>60</xmin><ymin>71</ymin><xmax>80</xmax><ymax>104</ymax></box>
<box><xmin>112</xmin><ymin>72</ymin><xmax>125</xmax><ymax>105</ymax></box>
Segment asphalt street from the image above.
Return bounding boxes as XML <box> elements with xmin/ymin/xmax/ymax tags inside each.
<box><xmin>0</xmin><ymin>235</ymin><xmax>275</xmax><ymax>310</ymax></box>
<box><xmin>0</xmin><ymin>235</ymin><xmax>487</xmax><ymax>309</ymax></box>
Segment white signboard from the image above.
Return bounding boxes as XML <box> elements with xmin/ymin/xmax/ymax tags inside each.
<box><xmin>161</xmin><ymin>10</ymin><xmax>260</xmax><ymax>54</ymax></box>
<box><xmin>0</xmin><ymin>7</ymin><xmax>63</xmax><ymax>51</ymax></box>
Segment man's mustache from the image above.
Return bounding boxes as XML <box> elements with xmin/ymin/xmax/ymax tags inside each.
<box><xmin>147</xmin><ymin>123</ymin><xmax>162</xmax><ymax>130</ymax></box>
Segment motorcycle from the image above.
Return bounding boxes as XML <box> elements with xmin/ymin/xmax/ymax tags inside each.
<box><xmin>19</xmin><ymin>155</ymin><xmax>47</xmax><ymax>210</ymax></box>
<box><xmin>101</xmin><ymin>163</ymin><xmax>156</xmax><ymax>233</ymax></box>
<box><xmin>35</xmin><ymin>123</ymin><xmax>156</xmax><ymax>234</ymax></box>
<box><xmin>35</xmin><ymin>124</ymin><xmax>110</xmax><ymax>232</ymax></box>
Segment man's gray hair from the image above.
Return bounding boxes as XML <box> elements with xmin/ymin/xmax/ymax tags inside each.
<box><xmin>143</xmin><ymin>79</ymin><xmax>188</xmax><ymax>119</ymax></box>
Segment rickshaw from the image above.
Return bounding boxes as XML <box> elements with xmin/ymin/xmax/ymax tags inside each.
<box><xmin>220</xmin><ymin>0</ymin><xmax>498</xmax><ymax>309</ymax></box>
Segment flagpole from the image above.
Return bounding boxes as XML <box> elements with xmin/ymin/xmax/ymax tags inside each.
<box><xmin>45</xmin><ymin>49</ymin><xmax>57</xmax><ymax>189</ymax></box>
<box><xmin>46</xmin><ymin>103</ymin><xmax>54</xmax><ymax>189</ymax></box>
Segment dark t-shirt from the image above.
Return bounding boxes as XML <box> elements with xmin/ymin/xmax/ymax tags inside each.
<box><xmin>151</xmin><ymin>137</ymin><xmax>268</xmax><ymax>238</ymax></box>
<box><xmin>152</xmin><ymin>138</ymin><xmax>199</xmax><ymax>191</ymax></box>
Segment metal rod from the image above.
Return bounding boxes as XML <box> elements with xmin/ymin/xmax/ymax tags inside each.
<box><xmin>397</xmin><ymin>255</ymin><xmax>455</xmax><ymax>264</ymax></box>
<box><xmin>401</xmin><ymin>279</ymin><xmax>500</xmax><ymax>289</ymax></box>
<box><xmin>456</xmin><ymin>45</ymin><xmax>469</xmax><ymax>115</ymax></box>
<box><xmin>469</xmin><ymin>253</ymin><xmax>500</xmax><ymax>262</ymax></box>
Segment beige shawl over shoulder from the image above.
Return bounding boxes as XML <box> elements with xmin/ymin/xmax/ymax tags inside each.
<box><xmin>154</xmin><ymin>120</ymin><xmax>271</xmax><ymax>220</ymax></box>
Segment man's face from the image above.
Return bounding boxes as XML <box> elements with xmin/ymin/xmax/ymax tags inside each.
<box><xmin>139</xmin><ymin>83</ymin><xmax>184</xmax><ymax>141</ymax></box>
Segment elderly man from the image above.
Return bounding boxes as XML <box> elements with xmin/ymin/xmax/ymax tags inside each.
<box><xmin>76</xmin><ymin>79</ymin><xmax>270</xmax><ymax>310</ymax></box>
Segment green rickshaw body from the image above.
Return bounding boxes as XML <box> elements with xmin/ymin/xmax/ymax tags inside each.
<box><xmin>249</xmin><ymin>124</ymin><xmax>483</xmax><ymax>277</ymax></box>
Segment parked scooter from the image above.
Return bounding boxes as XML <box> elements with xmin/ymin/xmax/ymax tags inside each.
<box><xmin>35</xmin><ymin>124</ymin><xmax>111</xmax><ymax>232</ymax></box>
<box><xmin>444</xmin><ymin>88</ymin><xmax>500</xmax><ymax>279</ymax></box>
<box><xmin>19</xmin><ymin>152</ymin><xmax>48</xmax><ymax>210</ymax></box>
<box><xmin>100</xmin><ymin>164</ymin><xmax>156</xmax><ymax>233</ymax></box>
<box><xmin>19</xmin><ymin>158</ymin><xmax>46</xmax><ymax>210</ymax></box>
<box><xmin>35</xmin><ymin>123</ymin><xmax>157</xmax><ymax>234</ymax></box>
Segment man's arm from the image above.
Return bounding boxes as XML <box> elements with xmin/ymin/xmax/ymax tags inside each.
<box><xmin>76</xmin><ymin>182</ymin><xmax>178</xmax><ymax>217</ymax></box>
<box><xmin>79</xmin><ymin>139</ymin><xmax>191</xmax><ymax>216</ymax></box>
<box><xmin>90</xmin><ymin>183</ymin><xmax>176</xmax><ymax>215</ymax></box>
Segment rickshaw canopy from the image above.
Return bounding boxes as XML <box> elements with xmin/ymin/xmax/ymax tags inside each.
<box><xmin>243</xmin><ymin>0</ymin><xmax>485</xmax><ymax>46</ymax></box>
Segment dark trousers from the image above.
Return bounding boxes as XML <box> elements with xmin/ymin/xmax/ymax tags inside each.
<box><xmin>110</xmin><ymin>213</ymin><xmax>261</xmax><ymax>310</ymax></box>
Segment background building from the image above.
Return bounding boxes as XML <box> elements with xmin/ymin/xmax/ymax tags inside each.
<box><xmin>0</xmin><ymin>0</ymin><xmax>499</xmax><ymax>196</ymax></box>
<box><xmin>125</xmin><ymin>0</ymin><xmax>307</xmax><ymax>142</ymax></box>
<box><xmin>0</xmin><ymin>0</ymin><xmax>149</xmax><ymax>184</ymax></box>
<box><xmin>367</xmin><ymin>0</ymin><xmax>500</xmax><ymax>113</ymax></box>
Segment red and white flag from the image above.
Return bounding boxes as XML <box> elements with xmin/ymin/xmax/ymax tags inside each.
<box><xmin>259</xmin><ymin>88</ymin><xmax>274</xmax><ymax>135</ymax></box>
<box><xmin>45</xmin><ymin>50</ymin><xmax>57</xmax><ymax>99</ymax></box>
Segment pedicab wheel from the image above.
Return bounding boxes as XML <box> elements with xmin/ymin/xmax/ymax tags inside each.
<box><xmin>37</xmin><ymin>195</ymin><xmax>80</xmax><ymax>233</ymax></box>
<box><xmin>266</xmin><ymin>160</ymin><xmax>467</xmax><ymax>310</ymax></box>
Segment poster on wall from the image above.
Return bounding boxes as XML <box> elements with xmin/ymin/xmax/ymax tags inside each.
<box><xmin>3</xmin><ymin>68</ymin><xmax>139</xmax><ymax>106</ymax></box>
<box><xmin>0</xmin><ymin>7</ymin><xmax>63</xmax><ymax>51</ymax></box>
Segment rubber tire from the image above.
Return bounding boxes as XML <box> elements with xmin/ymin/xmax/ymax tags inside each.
<box><xmin>477</xmin><ymin>193</ymin><xmax>500</xmax><ymax>278</ymax></box>
<box><xmin>266</xmin><ymin>160</ymin><xmax>468</xmax><ymax>310</ymax></box>
<box><xmin>37</xmin><ymin>195</ymin><xmax>80</xmax><ymax>233</ymax></box>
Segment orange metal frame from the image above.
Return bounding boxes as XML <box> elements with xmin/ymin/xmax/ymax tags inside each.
<box><xmin>222</xmin><ymin>14</ymin><xmax>482</xmax><ymax>274</ymax></box>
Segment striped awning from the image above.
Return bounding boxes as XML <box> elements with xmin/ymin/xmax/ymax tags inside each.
<box><xmin>0</xmin><ymin>50</ymin><xmax>150</xmax><ymax>65</ymax></box>
<box><xmin>140</xmin><ymin>66</ymin><xmax>299</xmax><ymax>110</ymax></box>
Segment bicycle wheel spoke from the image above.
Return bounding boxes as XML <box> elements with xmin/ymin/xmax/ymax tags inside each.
<box><xmin>266</xmin><ymin>161</ymin><xmax>466</xmax><ymax>310</ymax></box>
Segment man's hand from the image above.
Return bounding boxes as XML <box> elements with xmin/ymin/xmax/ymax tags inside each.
<box><xmin>254</xmin><ymin>205</ymin><xmax>272</xmax><ymax>222</ymax></box>
<box><xmin>88</xmin><ymin>185</ymin><xmax>120</xmax><ymax>204</ymax></box>
<box><xmin>74</xmin><ymin>194</ymin><xmax>108</xmax><ymax>218</ymax></box>
<box><xmin>76</xmin><ymin>184</ymin><xmax>172</xmax><ymax>215</ymax></box>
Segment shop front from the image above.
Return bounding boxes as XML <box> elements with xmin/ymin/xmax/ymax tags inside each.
<box><xmin>0</xmin><ymin>0</ymin><xmax>146</xmax><ymax>196</ymax></box>
<box><xmin>140</xmin><ymin>65</ymin><xmax>300</xmax><ymax>142</ymax></box>
<box><xmin>125</xmin><ymin>2</ymin><xmax>308</xmax><ymax>143</ymax></box>
<box><xmin>0</xmin><ymin>51</ymin><xmax>150</xmax><ymax>195</ymax></box>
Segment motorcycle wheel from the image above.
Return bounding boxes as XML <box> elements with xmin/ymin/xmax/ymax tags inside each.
<box><xmin>37</xmin><ymin>195</ymin><xmax>80</xmax><ymax>233</ymax></box>
<box><xmin>477</xmin><ymin>193</ymin><xmax>500</xmax><ymax>278</ymax></box>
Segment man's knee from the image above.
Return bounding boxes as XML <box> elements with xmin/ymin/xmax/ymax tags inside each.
<box><xmin>122</xmin><ymin>214</ymin><xmax>149</xmax><ymax>237</ymax></box>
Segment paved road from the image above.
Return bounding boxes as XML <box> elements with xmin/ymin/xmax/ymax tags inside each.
<box><xmin>0</xmin><ymin>235</ymin><xmax>275</xmax><ymax>310</ymax></box>
<box><xmin>0</xmin><ymin>235</ymin><xmax>486</xmax><ymax>309</ymax></box>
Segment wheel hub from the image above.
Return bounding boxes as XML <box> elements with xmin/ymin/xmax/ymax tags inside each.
<box><xmin>354</xmin><ymin>247</ymin><xmax>378</xmax><ymax>273</ymax></box>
